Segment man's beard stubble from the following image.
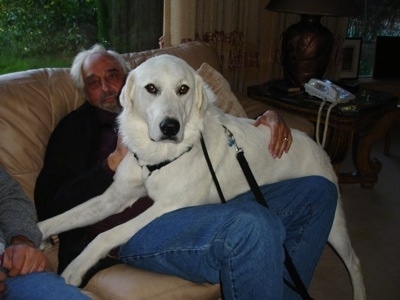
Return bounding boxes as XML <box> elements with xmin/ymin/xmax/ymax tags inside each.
<box><xmin>99</xmin><ymin>92</ymin><xmax>122</xmax><ymax>114</ymax></box>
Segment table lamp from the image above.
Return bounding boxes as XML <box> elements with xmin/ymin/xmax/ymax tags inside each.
<box><xmin>265</xmin><ymin>0</ymin><xmax>358</xmax><ymax>87</ymax></box>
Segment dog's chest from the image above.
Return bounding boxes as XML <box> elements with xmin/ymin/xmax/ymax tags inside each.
<box><xmin>141</xmin><ymin>139</ymin><xmax>253</xmax><ymax>207</ymax></box>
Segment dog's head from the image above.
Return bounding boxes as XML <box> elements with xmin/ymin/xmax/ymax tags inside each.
<box><xmin>119</xmin><ymin>54</ymin><xmax>208</xmax><ymax>145</ymax></box>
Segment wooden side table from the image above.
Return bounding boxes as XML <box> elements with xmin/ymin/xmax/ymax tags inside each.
<box><xmin>247</xmin><ymin>83</ymin><xmax>399</xmax><ymax>188</ymax></box>
<box><xmin>383</xmin><ymin>106</ymin><xmax>400</xmax><ymax>156</ymax></box>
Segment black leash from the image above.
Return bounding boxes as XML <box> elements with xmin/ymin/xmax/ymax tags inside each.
<box><xmin>200</xmin><ymin>130</ymin><xmax>313</xmax><ymax>300</ymax></box>
<box><xmin>200</xmin><ymin>134</ymin><xmax>226</xmax><ymax>204</ymax></box>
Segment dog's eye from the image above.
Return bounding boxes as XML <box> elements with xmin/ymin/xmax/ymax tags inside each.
<box><xmin>178</xmin><ymin>85</ymin><xmax>189</xmax><ymax>95</ymax></box>
<box><xmin>145</xmin><ymin>84</ymin><xmax>158</xmax><ymax>94</ymax></box>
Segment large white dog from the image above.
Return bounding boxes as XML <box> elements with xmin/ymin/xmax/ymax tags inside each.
<box><xmin>38</xmin><ymin>55</ymin><xmax>365</xmax><ymax>299</ymax></box>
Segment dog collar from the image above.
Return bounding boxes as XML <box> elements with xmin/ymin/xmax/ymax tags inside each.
<box><xmin>135</xmin><ymin>145</ymin><xmax>193</xmax><ymax>175</ymax></box>
<box><xmin>147</xmin><ymin>161</ymin><xmax>169</xmax><ymax>173</ymax></box>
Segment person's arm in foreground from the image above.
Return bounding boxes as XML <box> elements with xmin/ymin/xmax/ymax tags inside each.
<box><xmin>0</xmin><ymin>168</ymin><xmax>45</xmax><ymax>296</ymax></box>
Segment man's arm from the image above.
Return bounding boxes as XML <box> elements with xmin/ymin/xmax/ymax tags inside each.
<box><xmin>34</xmin><ymin>104</ymin><xmax>115</xmax><ymax>220</ymax></box>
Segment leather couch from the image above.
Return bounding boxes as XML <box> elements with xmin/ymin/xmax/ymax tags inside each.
<box><xmin>0</xmin><ymin>41</ymin><xmax>313</xmax><ymax>299</ymax></box>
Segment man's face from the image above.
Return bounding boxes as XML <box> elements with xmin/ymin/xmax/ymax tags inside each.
<box><xmin>82</xmin><ymin>53</ymin><xmax>126</xmax><ymax>113</ymax></box>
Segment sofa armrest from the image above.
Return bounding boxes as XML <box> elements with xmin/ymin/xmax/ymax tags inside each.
<box><xmin>236</xmin><ymin>93</ymin><xmax>315</xmax><ymax>138</ymax></box>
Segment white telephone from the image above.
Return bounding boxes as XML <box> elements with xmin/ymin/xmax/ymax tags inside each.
<box><xmin>304</xmin><ymin>79</ymin><xmax>356</xmax><ymax>148</ymax></box>
<box><xmin>304</xmin><ymin>78</ymin><xmax>355</xmax><ymax>103</ymax></box>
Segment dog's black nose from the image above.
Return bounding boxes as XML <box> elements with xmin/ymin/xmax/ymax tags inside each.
<box><xmin>160</xmin><ymin>118</ymin><xmax>180</xmax><ymax>137</ymax></box>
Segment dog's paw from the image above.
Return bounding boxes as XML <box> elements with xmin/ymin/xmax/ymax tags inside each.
<box><xmin>37</xmin><ymin>220</ymin><xmax>52</xmax><ymax>241</ymax></box>
<box><xmin>39</xmin><ymin>238</ymin><xmax>52</xmax><ymax>250</ymax></box>
<box><xmin>61</xmin><ymin>263</ymin><xmax>84</xmax><ymax>287</ymax></box>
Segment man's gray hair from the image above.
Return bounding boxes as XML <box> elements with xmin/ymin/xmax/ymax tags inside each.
<box><xmin>70</xmin><ymin>44</ymin><xmax>129</xmax><ymax>93</ymax></box>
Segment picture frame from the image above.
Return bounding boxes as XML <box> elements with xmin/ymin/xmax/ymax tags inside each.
<box><xmin>340</xmin><ymin>38</ymin><xmax>362</xmax><ymax>79</ymax></box>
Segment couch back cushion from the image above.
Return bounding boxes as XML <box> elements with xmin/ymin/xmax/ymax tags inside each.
<box><xmin>0</xmin><ymin>68</ymin><xmax>84</xmax><ymax>200</ymax></box>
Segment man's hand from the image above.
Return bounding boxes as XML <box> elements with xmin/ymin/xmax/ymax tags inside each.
<box><xmin>2</xmin><ymin>236</ymin><xmax>46</xmax><ymax>278</ymax></box>
<box><xmin>253</xmin><ymin>110</ymin><xmax>292</xmax><ymax>159</ymax></box>
<box><xmin>107</xmin><ymin>134</ymin><xmax>128</xmax><ymax>171</ymax></box>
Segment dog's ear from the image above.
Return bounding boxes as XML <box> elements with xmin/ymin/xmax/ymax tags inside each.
<box><xmin>194</xmin><ymin>74</ymin><xmax>208</xmax><ymax>115</ymax></box>
<box><xmin>119</xmin><ymin>72</ymin><xmax>135</xmax><ymax>110</ymax></box>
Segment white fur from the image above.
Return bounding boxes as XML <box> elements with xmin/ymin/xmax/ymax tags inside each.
<box><xmin>38</xmin><ymin>55</ymin><xmax>365</xmax><ymax>299</ymax></box>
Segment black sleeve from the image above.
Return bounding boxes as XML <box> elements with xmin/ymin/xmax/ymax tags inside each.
<box><xmin>34</xmin><ymin>103</ymin><xmax>114</xmax><ymax>220</ymax></box>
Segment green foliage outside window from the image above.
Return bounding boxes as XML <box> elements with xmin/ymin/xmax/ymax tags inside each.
<box><xmin>347</xmin><ymin>0</ymin><xmax>400</xmax><ymax>76</ymax></box>
<box><xmin>0</xmin><ymin>0</ymin><xmax>163</xmax><ymax>73</ymax></box>
<box><xmin>0</xmin><ymin>0</ymin><xmax>97</xmax><ymax>58</ymax></box>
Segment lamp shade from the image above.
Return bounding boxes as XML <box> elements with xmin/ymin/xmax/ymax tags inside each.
<box><xmin>265</xmin><ymin>0</ymin><xmax>359</xmax><ymax>17</ymax></box>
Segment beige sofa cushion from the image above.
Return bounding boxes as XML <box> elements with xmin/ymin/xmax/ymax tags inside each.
<box><xmin>83</xmin><ymin>264</ymin><xmax>220</xmax><ymax>300</ymax></box>
<box><xmin>0</xmin><ymin>68</ymin><xmax>84</xmax><ymax>200</ymax></box>
<box><xmin>197</xmin><ymin>62</ymin><xmax>247</xmax><ymax>118</ymax></box>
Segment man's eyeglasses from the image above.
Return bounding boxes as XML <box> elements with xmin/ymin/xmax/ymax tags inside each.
<box><xmin>86</xmin><ymin>70</ymin><xmax>123</xmax><ymax>90</ymax></box>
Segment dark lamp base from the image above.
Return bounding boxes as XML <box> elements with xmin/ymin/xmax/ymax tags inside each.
<box><xmin>281</xmin><ymin>14</ymin><xmax>333</xmax><ymax>87</ymax></box>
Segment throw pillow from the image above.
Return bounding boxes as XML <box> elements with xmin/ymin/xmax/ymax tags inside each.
<box><xmin>196</xmin><ymin>63</ymin><xmax>247</xmax><ymax>118</ymax></box>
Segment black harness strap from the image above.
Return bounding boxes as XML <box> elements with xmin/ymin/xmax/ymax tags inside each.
<box><xmin>201</xmin><ymin>129</ymin><xmax>313</xmax><ymax>300</ymax></box>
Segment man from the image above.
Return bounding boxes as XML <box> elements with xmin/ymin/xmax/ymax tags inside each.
<box><xmin>35</xmin><ymin>44</ymin><xmax>337</xmax><ymax>299</ymax></box>
<box><xmin>0</xmin><ymin>167</ymin><xmax>89</xmax><ymax>299</ymax></box>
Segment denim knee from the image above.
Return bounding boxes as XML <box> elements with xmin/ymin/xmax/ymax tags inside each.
<box><xmin>305</xmin><ymin>176</ymin><xmax>338</xmax><ymax>213</ymax></box>
<box><xmin>222</xmin><ymin>201</ymin><xmax>286</xmax><ymax>255</ymax></box>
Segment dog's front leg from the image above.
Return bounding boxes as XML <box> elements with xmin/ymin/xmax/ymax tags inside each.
<box><xmin>38</xmin><ymin>153</ymin><xmax>146</xmax><ymax>245</ymax></box>
<box><xmin>61</xmin><ymin>201</ymin><xmax>183</xmax><ymax>286</ymax></box>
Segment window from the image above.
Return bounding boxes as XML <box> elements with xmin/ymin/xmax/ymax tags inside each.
<box><xmin>346</xmin><ymin>0</ymin><xmax>400</xmax><ymax>77</ymax></box>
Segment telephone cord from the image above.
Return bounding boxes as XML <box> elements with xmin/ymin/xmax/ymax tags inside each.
<box><xmin>315</xmin><ymin>100</ymin><xmax>339</xmax><ymax>148</ymax></box>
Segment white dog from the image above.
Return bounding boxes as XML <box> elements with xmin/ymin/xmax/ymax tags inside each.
<box><xmin>38</xmin><ymin>55</ymin><xmax>365</xmax><ymax>299</ymax></box>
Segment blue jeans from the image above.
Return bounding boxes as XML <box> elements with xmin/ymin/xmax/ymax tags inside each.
<box><xmin>4</xmin><ymin>272</ymin><xmax>89</xmax><ymax>300</ymax></box>
<box><xmin>118</xmin><ymin>176</ymin><xmax>337</xmax><ymax>299</ymax></box>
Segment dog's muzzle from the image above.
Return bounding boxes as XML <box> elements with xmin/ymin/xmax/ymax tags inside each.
<box><xmin>160</xmin><ymin>118</ymin><xmax>180</xmax><ymax>139</ymax></box>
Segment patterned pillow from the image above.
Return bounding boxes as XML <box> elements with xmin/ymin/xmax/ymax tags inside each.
<box><xmin>196</xmin><ymin>63</ymin><xmax>247</xmax><ymax>118</ymax></box>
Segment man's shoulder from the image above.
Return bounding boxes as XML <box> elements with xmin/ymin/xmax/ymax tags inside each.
<box><xmin>58</xmin><ymin>101</ymin><xmax>95</xmax><ymax>127</ymax></box>
<box><xmin>64</xmin><ymin>101</ymin><xmax>93</xmax><ymax>118</ymax></box>
<box><xmin>50</xmin><ymin>101</ymin><xmax>97</xmax><ymax>140</ymax></box>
